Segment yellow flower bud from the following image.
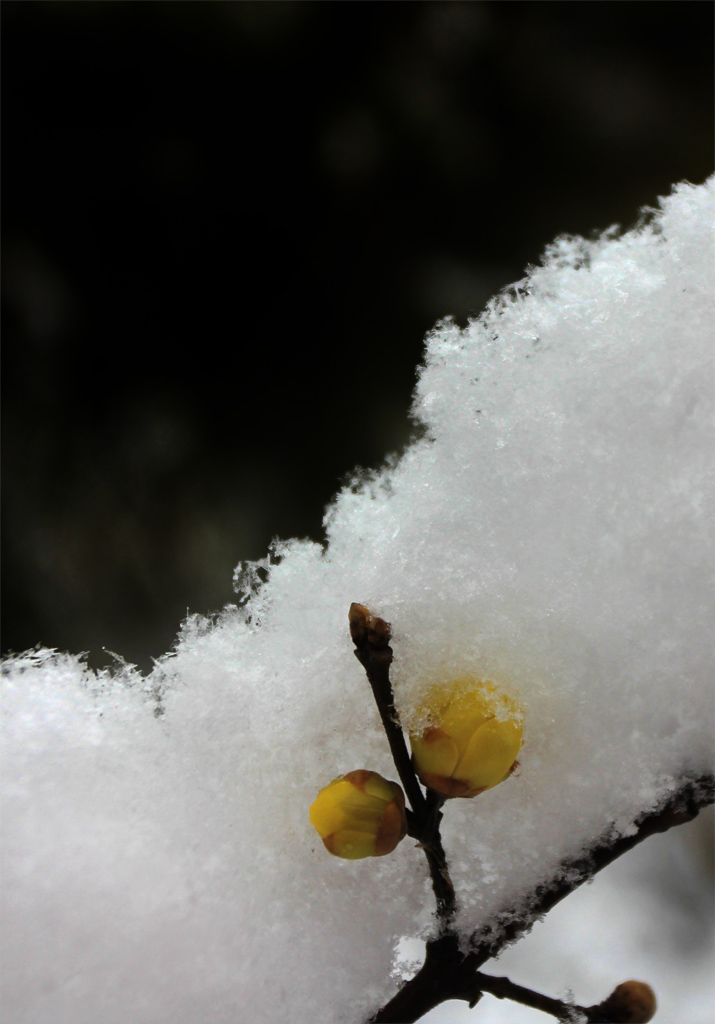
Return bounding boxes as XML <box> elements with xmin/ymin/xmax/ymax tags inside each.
<box><xmin>409</xmin><ymin>680</ymin><xmax>523</xmax><ymax>798</ymax></box>
<box><xmin>309</xmin><ymin>770</ymin><xmax>408</xmax><ymax>859</ymax></box>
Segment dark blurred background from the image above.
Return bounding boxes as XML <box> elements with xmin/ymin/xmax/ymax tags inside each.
<box><xmin>2</xmin><ymin>0</ymin><xmax>713</xmax><ymax>671</ymax></box>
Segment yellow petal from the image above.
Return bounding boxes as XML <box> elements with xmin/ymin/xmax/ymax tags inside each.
<box><xmin>309</xmin><ymin>780</ymin><xmax>349</xmax><ymax>837</ymax></box>
<box><xmin>439</xmin><ymin>689</ymin><xmax>495</xmax><ymax>756</ymax></box>
<box><xmin>336</xmin><ymin>786</ymin><xmax>388</xmax><ymax>823</ymax></box>
<box><xmin>361</xmin><ymin>771</ymin><xmax>397</xmax><ymax>803</ymax></box>
<box><xmin>309</xmin><ymin>779</ymin><xmax>380</xmax><ymax>837</ymax></box>
<box><xmin>410</xmin><ymin>726</ymin><xmax>459</xmax><ymax>780</ymax></box>
<box><xmin>453</xmin><ymin>717</ymin><xmax>522</xmax><ymax>792</ymax></box>
<box><xmin>325</xmin><ymin>829</ymin><xmax>377</xmax><ymax>859</ymax></box>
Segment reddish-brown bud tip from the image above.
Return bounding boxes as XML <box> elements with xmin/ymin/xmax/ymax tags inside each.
<box><xmin>349</xmin><ymin>603</ymin><xmax>370</xmax><ymax>644</ymax></box>
<box><xmin>367</xmin><ymin>616</ymin><xmax>392</xmax><ymax>649</ymax></box>
<box><xmin>592</xmin><ymin>980</ymin><xmax>656</xmax><ymax>1023</ymax></box>
<box><xmin>348</xmin><ymin>604</ymin><xmax>392</xmax><ymax>649</ymax></box>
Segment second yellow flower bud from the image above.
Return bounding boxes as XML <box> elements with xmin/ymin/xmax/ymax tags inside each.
<box><xmin>409</xmin><ymin>680</ymin><xmax>523</xmax><ymax>798</ymax></box>
<box><xmin>309</xmin><ymin>770</ymin><xmax>408</xmax><ymax>859</ymax></box>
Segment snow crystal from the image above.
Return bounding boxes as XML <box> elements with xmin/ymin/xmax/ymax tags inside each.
<box><xmin>2</xmin><ymin>179</ymin><xmax>713</xmax><ymax>1024</ymax></box>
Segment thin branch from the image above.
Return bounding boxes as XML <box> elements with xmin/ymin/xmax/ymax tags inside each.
<box><xmin>415</xmin><ymin>799</ymin><xmax>456</xmax><ymax>922</ymax></box>
<box><xmin>458</xmin><ymin>972</ymin><xmax>657</xmax><ymax>1024</ymax></box>
<box><xmin>469</xmin><ymin>971</ymin><xmax>586</xmax><ymax>1020</ymax></box>
<box><xmin>349</xmin><ymin>604</ymin><xmax>457</xmax><ymax>924</ymax></box>
<box><xmin>349</xmin><ymin>605</ymin><xmax>425</xmax><ymax>818</ymax></box>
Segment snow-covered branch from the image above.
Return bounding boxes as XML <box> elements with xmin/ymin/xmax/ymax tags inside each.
<box><xmin>369</xmin><ymin>768</ymin><xmax>713</xmax><ymax>1021</ymax></box>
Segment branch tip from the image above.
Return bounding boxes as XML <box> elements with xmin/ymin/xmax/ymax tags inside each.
<box><xmin>348</xmin><ymin>602</ymin><xmax>370</xmax><ymax>645</ymax></box>
<box><xmin>349</xmin><ymin>602</ymin><xmax>392</xmax><ymax>650</ymax></box>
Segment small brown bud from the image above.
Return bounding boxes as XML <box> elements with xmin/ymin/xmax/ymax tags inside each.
<box><xmin>348</xmin><ymin>603</ymin><xmax>370</xmax><ymax>645</ymax></box>
<box><xmin>591</xmin><ymin>980</ymin><xmax>656</xmax><ymax>1023</ymax></box>
<box><xmin>367</xmin><ymin>615</ymin><xmax>392</xmax><ymax>649</ymax></box>
<box><xmin>349</xmin><ymin>603</ymin><xmax>392</xmax><ymax>649</ymax></box>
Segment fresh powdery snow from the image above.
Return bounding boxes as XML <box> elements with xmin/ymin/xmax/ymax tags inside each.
<box><xmin>2</xmin><ymin>179</ymin><xmax>713</xmax><ymax>1024</ymax></box>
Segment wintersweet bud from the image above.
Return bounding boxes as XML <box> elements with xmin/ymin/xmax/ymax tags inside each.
<box><xmin>591</xmin><ymin>980</ymin><xmax>657</xmax><ymax>1023</ymax></box>
<box><xmin>409</xmin><ymin>680</ymin><xmax>523</xmax><ymax>798</ymax></box>
<box><xmin>309</xmin><ymin>770</ymin><xmax>408</xmax><ymax>859</ymax></box>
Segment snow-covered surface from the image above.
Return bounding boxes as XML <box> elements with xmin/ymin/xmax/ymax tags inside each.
<box><xmin>2</xmin><ymin>179</ymin><xmax>713</xmax><ymax>1024</ymax></box>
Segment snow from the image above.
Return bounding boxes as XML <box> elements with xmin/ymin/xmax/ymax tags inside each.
<box><xmin>2</xmin><ymin>179</ymin><xmax>713</xmax><ymax>1023</ymax></box>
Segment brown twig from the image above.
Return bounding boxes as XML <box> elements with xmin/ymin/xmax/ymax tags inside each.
<box><xmin>468</xmin><ymin>971</ymin><xmax>583</xmax><ymax>1020</ymax></box>
<box><xmin>460</xmin><ymin>972</ymin><xmax>656</xmax><ymax>1023</ymax></box>
<box><xmin>349</xmin><ymin>603</ymin><xmax>425</xmax><ymax>818</ymax></box>
<box><xmin>349</xmin><ymin>603</ymin><xmax>457</xmax><ymax>924</ymax></box>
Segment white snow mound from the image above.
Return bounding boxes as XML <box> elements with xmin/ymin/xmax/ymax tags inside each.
<box><xmin>2</xmin><ymin>179</ymin><xmax>713</xmax><ymax>1024</ymax></box>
